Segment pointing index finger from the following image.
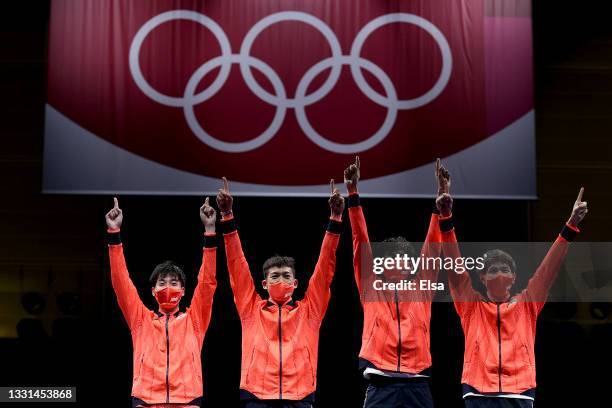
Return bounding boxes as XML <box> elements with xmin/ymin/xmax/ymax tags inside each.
<box><xmin>222</xmin><ymin>177</ymin><xmax>230</xmax><ymax>193</ymax></box>
<box><xmin>113</xmin><ymin>197</ymin><xmax>119</xmax><ymax>209</ymax></box>
<box><xmin>355</xmin><ymin>156</ymin><xmax>360</xmax><ymax>169</ymax></box>
<box><xmin>576</xmin><ymin>187</ymin><xmax>584</xmax><ymax>203</ymax></box>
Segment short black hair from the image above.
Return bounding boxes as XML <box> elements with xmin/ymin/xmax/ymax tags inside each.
<box><xmin>149</xmin><ymin>261</ymin><xmax>186</xmax><ymax>287</ymax></box>
<box><xmin>262</xmin><ymin>255</ymin><xmax>296</xmax><ymax>279</ymax></box>
<box><xmin>382</xmin><ymin>236</ymin><xmax>416</xmax><ymax>258</ymax></box>
<box><xmin>482</xmin><ymin>249</ymin><xmax>516</xmax><ymax>274</ymax></box>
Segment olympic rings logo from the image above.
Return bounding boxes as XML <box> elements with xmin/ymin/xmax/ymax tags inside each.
<box><xmin>129</xmin><ymin>10</ymin><xmax>453</xmax><ymax>154</ymax></box>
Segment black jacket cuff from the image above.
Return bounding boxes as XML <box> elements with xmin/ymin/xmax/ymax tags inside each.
<box><xmin>439</xmin><ymin>215</ymin><xmax>454</xmax><ymax>233</ymax></box>
<box><xmin>348</xmin><ymin>194</ymin><xmax>360</xmax><ymax>208</ymax></box>
<box><xmin>107</xmin><ymin>231</ymin><xmax>121</xmax><ymax>245</ymax></box>
<box><xmin>220</xmin><ymin>218</ymin><xmax>237</xmax><ymax>235</ymax></box>
<box><xmin>560</xmin><ymin>224</ymin><xmax>579</xmax><ymax>242</ymax></box>
<box><xmin>327</xmin><ymin>219</ymin><xmax>343</xmax><ymax>234</ymax></box>
<box><xmin>203</xmin><ymin>234</ymin><xmax>217</xmax><ymax>248</ymax></box>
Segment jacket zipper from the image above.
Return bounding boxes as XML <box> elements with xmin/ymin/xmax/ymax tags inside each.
<box><xmin>278</xmin><ymin>305</ymin><xmax>283</xmax><ymax>399</ymax></box>
<box><xmin>496</xmin><ymin>304</ymin><xmax>502</xmax><ymax>392</ymax></box>
<box><xmin>395</xmin><ymin>288</ymin><xmax>401</xmax><ymax>372</ymax></box>
<box><xmin>138</xmin><ymin>352</ymin><xmax>144</xmax><ymax>380</ymax></box>
<box><xmin>165</xmin><ymin>314</ymin><xmax>170</xmax><ymax>403</ymax></box>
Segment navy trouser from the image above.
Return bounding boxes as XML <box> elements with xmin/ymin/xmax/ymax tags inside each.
<box><xmin>363</xmin><ymin>377</ymin><xmax>434</xmax><ymax>408</ymax></box>
<box><xmin>241</xmin><ymin>401</ymin><xmax>313</xmax><ymax>408</ymax></box>
<box><xmin>464</xmin><ymin>397</ymin><xmax>534</xmax><ymax>408</ymax></box>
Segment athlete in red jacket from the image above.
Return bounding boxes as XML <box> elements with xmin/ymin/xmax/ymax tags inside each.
<box><xmin>345</xmin><ymin>157</ymin><xmax>450</xmax><ymax>408</ymax></box>
<box><xmin>441</xmin><ymin>188</ymin><xmax>588</xmax><ymax>408</ymax></box>
<box><xmin>215</xmin><ymin>177</ymin><xmax>344</xmax><ymax>408</ymax></box>
<box><xmin>105</xmin><ymin>197</ymin><xmax>217</xmax><ymax>408</ymax></box>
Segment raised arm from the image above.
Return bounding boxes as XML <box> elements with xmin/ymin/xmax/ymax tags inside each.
<box><xmin>217</xmin><ymin>177</ymin><xmax>261</xmax><ymax>318</ymax></box>
<box><xmin>416</xmin><ymin>215</ymin><xmax>442</xmax><ymax>275</ymax></box>
<box><xmin>523</xmin><ymin>188</ymin><xmax>587</xmax><ymax>313</ymax></box>
<box><xmin>105</xmin><ymin>197</ymin><xmax>146</xmax><ymax>331</ymax></box>
<box><xmin>440</xmin><ymin>216</ymin><xmax>480</xmax><ymax>317</ymax></box>
<box><xmin>344</xmin><ymin>156</ymin><xmax>373</xmax><ymax>298</ymax></box>
<box><xmin>413</xmin><ymin>159</ymin><xmax>448</xmax><ymax>299</ymax></box>
<box><xmin>433</xmin><ymin>162</ymin><xmax>480</xmax><ymax>316</ymax></box>
<box><xmin>413</xmin><ymin>215</ymin><xmax>443</xmax><ymax>302</ymax></box>
<box><xmin>188</xmin><ymin>197</ymin><xmax>217</xmax><ymax>339</ymax></box>
<box><xmin>304</xmin><ymin>179</ymin><xmax>344</xmax><ymax>320</ymax></box>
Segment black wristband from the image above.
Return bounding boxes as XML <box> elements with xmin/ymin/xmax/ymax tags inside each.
<box><xmin>560</xmin><ymin>224</ymin><xmax>578</xmax><ymax>242</ymax></box>
<box><xmin>348</xmin><ymin>194</ymin><xmax>360</xmax><ymax>208</ymax></box>
<box><xmin>203</xmin><ymin>234</ymin><xmax>217</xmax><ymax>248</ymax></box>
<box><xmin>327</xmin><ymin>219</ymin><xmax>343</xmax><ymax>234</ymax></box>
<box><xmin>107</xmin><ymin>231</ymin><xmax>121</xmax><ymax>245</ymax></box>
<box><xmin>220</xmin><ymin>218</ymin><xmax>237</xmax><ymax>235</ymax></box>
<box><xmin>439</xmin><ymin>216</ymin><xmax>454</xmax><ymax>233</ymax></box>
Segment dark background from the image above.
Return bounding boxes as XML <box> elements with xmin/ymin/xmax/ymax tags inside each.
<box><xmin>1</xmin><ymin>0</ymin><xmax>611</xmax><ymax>407</ymax></box>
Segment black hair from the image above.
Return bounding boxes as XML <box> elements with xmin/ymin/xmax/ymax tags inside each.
<box><xmin>149</xmin><ymin>261</ymin><xmax>186</xmax><ymax>287</ymax></box>
<box><xmin>482</xmin><ymin>249</ymin><xmax>517</xmax><ymax>274</ymax></box>
<box><xmin>262</xmin><ymin>255</ymin><xmax>296</xmax><ymax>279</ymax></box>
<box><xmin>382</xmin><ymin>236</ymin><xmax>416</xmax><ymax>258</ymax></box>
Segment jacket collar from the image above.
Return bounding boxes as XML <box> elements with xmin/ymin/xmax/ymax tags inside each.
<box><xmin>483</xmin><ymin>293</ymin><xmax>517</xmax><ymax>304</ymax></box>
<box><xmin>154</xmin><ymin>309</ymin><xmax>182</xmax><ymax>319</ymax></box>
<box><xmin>265</xmin><ymin>298</ymin><xmax>296</xmax><ymax>310</ymax></box>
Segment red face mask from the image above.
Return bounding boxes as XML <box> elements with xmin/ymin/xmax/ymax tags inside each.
<box><xmin>267</xmin><ymin>281</ymin><xmax>295</xmax><ymax>304</ymax></box>
<box><xmin>154</xmin><ymin>287</ymin><xmax>183</xmax><ymax>311</ymax></box>
<box><xmin>485</xmin><ymin>275</ymin><xmax>514</xmax><ymax>300</ymax></box>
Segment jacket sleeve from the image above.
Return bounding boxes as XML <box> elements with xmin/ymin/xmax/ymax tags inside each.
<box><xmin>347</xmin><ymin>193</ymin><xmax>373</xmax><ymax>301</ymax></box>
<box><xmin>440</xmin><ymin>215</ymin><xmax>480</xmax><ymax>318</ymax></box>
<box><xmin>303</xmin><ymin>218</ymin><xmax>342</xmax><ymax>320</ymax></box>
<box><xmin>221</xmin><ymin>215</ymin><xmax>261</xmax><ymax>319</ymax></box>
<box><xmin>414</xmin><ymin>212</ymin><xmax>443</xmax><ymax>302</ymax></box>
<box><xmin>107</xmin><ymin>230</ymin><xmax>146</xmax><ymax>331</ymax></box>
<box><xmin>188</xmin><ymin>233</ymin><xmax>217</xmax><ymax>338</ymax></box>
<box><xmin>522</xmin><ymin>224</ymin><xmax>579</xmax><ymax>315</ymax></box>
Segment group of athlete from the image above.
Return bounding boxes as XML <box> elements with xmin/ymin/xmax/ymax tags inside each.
<box><xmin>104</xmin><ymin>157</ymin><xmax>588</xmax><ymax>408</ymax></box>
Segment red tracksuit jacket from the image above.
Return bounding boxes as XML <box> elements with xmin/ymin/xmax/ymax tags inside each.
<box><xmin>107</xmin><ymin>230</ymin><xmax>216</xmax><ymax>406</ymax></box>
<box><xmin>348</xmin><ymin>192</ymin><xmax>442</xmax><ymax>375</ymax></box>
<box><xmin>220</xmin><ymin>214</ymin><xmax>342</xmax><ymax>401</ymax></box>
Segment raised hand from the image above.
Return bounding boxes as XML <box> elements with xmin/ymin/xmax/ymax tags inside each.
<box><xmin>568</xmin><ymin>187</ymin><xmax>588</xmax><ymax>227</ymax></box>
<box><xmin>216</xmin><ymin>177</ymin><xmax>233</xmax><ymax>216</ymax></box>
<box><xmin>200</xmin><ymin>197</ymin><xmax>217</xmax><ymax>233</ymax></box>
<box><xmin>435</xmin><ymin>158</ymin><xmax>451</xmax><ymax>196</ymax></box>
<box><xmin>329</xmin><ymin>179</ymin><xmax>345</xmax><ymax>220</ymax></box>
<box><xmin>436</xmin><ymin>193</ymin><xmax>453</xmax><ymax>217</ymax></box>
<box><xmin>343</xmin><ymin>156</ymin><xmax>360</xmax><ymax>194</ymax></box>
<box><xmin>435</xmin><ymin>158</ymin><xmax>452</xmax><ymax>217</ymax></box>
<box><xmin>105</xmin><ymin>197</ymin><xmax>123</xmax><ymax>230</ymax></box>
